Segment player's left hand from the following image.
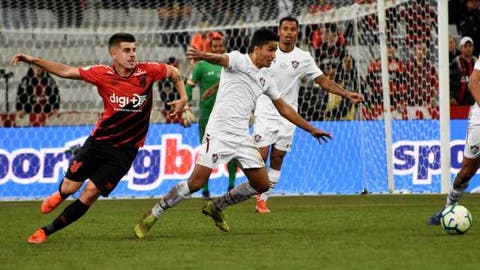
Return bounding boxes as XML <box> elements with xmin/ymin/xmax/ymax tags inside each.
<box><xmin>311</xmin><ymin>129</ymin><xmax>333</xmax><ymax>144</ymax></box>
<box><xmin>347</xmin><ymin>92</ymin><xmax>365</xmax><ymax>104</ymax></box>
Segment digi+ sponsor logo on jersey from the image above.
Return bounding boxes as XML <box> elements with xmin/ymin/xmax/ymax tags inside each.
<box><xmin>110</xmin><ymin>93</ymin><xmax>147</xmax><ymax>108</ymax></box>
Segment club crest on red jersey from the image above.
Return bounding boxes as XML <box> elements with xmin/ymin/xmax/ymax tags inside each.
<box><xmin>139</xmin><ymin>74</ymin><xmax>146</xmax><ymax>87</ymax></box>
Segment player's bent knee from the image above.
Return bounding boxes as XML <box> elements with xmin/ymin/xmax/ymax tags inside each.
<box><xmin>79</xmin><ymin>183</ymin><xmax>101</xmax><ymax>205</ymax></box>
<box><xmin>60</xmin><ymin>179</ymin><xmax>83</xmax><ymax>195</ymax></box>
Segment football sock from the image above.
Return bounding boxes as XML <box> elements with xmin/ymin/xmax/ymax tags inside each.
<box><xmin>58</xmin><ymin>180</ymin><xmax>72</xmax><ymax>199</ymax></box>
<box><xmin>259</xmin><ymin>169</ymin><xmax>281</xmax><ymax>201</ymax></box>
<box><xmin>213</xmin><ymin>181</ymin><xmax>257</xmax><ymax>211</ymax></box>
<box><xmin>201</xmin><ymin>181</ymin><xmax>209</xmax><ymax>193</ymax></box>
<box><xmin>152</xmin><ymin>181</ymin><xmax>190</xmax><ymax>218</ymax></box>
<box><xmin>446</xmin><ymin>182</ymin><xmax>468</xmax><ymax>206</ymax></box>
<box><xmin>42</xmin><ymin>199</ymin><xmax>89</xmax><ymax>236</ymax></box>
<box><xmin>227</xmin><ymin>160</ymin><xmax>236</xmax><ymax>189</ymax></box>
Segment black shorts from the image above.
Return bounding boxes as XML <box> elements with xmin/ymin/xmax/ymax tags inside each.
<box><xmin>65</xmin><ymin>137</ymin><xmax>138</xmax><ymax>197</ymax></box>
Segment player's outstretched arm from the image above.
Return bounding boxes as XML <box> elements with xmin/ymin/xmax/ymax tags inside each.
<box><xmin>186</xmin><ymin>47</ymin><xmax>229</xmax><ymax>67</ymax></box>
<box><xmin>272</xmin><ymin>98</ymin><xmax>332</xmax><ymax>143</ymax></box>
<box><xmin>469</xmin><ymin>69</ymin><xmax>480</xmax><ymax>106</ymax></box>
<box><xmin>166</xmin><ymin>64</ymin><xmax>188</xmax><ymax>115</ymax></box>
<box><xmin>10</xmin><ymin>53</ymin><xmax>80</xmax><ymax>79</ymax></box>
<box><xmin>314</xmin><ymin>75</ymin><xmax>364</xmax><ymax>104</ymax></box>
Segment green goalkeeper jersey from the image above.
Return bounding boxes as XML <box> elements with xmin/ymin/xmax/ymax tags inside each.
<box><xmin>186</xmin><ymin>60</ymin><xmax>222</xmax><ymax>121</ymax></box>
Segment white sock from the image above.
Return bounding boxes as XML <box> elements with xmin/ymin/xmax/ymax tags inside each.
<box><xmin>152</xmin><ymin>181</ymin><xmax>190</xmax><ymax>218</ymax></box>
<box><xmin>213</xmin><ymin>181</ymin><xmax>257</xmax><ymax>211</ymax></box>
<box><xmin>260</xmin><ymin>169</ymin><xmax>281</xmax><ymax>201</ymax></box>
<box><xmin>446</xmin><ymin>186</ymin><xmax>467</xmax><ymax>207</ymax></box>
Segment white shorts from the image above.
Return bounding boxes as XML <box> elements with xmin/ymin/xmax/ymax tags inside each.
<box><xmin>196</xmin><ymin>133</ymin><xmax>265</xmax><ymax>169</ymax></box>
<box><xmin>464</xmin><ymin>123</ymin><xmax>480</xmax><ymax>159</ymax></box>
<box><xmin>253</xmin><ymin>115</ymin><xmax>295</xmax><ymax>151</ymax></box>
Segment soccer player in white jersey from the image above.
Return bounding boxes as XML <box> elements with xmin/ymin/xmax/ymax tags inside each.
<box><xmin>254</xmin><ymin>16</ymin><xmax>365</xmax><ymax>213</ymax></box>
<box><xmin>134</xmin><ymin>28</ymin><xmax>332</xmax><ymax>237</ymax></box>
<box><xmin>428</xmin><ymin>58</ymin><xmax>480</xmax><ymax>225</ymax></box>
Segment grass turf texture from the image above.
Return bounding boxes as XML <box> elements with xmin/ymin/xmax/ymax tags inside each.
<box><xmin>1</xmin><ymin>194</ymin><xmax>479</xmax><ymax>270</ymax></box>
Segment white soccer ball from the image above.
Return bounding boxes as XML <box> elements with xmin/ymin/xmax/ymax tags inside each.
<box><xmin>440</xmin><ymin>204</ymin><xmax>472</xmax><ymax>235</ymax></box>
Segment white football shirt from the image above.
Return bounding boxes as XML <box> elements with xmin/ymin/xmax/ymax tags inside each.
<box><xmin>255</xmin><ymin>47</ymin><xmax>323</xmax><ymax>119</ymax></box>
<box><xmin>469</xmin><ymin>60</ymin><xmax>480</xmax><ymax>124</ymax></box>
<box><xmin>205</xmin><ymin>51</ymin><xmax>281</xmax><ymax>137</ymax></box>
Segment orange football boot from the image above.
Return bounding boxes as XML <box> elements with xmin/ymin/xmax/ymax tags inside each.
<box><xmin>27</xmin><ymin>229</ymin><xmax>47</xmax><ymax>244</ymax></box>
<box><xmin>255</xmin><ymin>194</ymin><xmax>271</xmax><ymax>214</ymax></box>
<box><xmin>40</xmin><ymin>191</ymin><xmax>65</xmax><ymax>214</ymax></box>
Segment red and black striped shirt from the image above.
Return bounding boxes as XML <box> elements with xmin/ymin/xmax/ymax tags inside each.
<box><xmin>79</xmin><ymin>62</ymin><xmax>167</xmax><ymax>148</ymax></box>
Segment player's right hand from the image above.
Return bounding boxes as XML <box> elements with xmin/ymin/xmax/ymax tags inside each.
<box><xmin>347</xmin><ymin>92</ymin><xmax>365</xmax><ymax>104</ymax></box>
<box><xmin>186</xmin><ymin>47</ymin><xmax>204</xmax><ymax>62</ymax></box>
<box><xmin>311</xmin><ymin>129</ymin><xmax>333</xmax><ymax>144</ymax></box>
<box><xmin>167</xmin><ymin>97</ymin><xmax>188</xmax><ymax>116</ymax></box>
<box><xmin>10</xmin><ymin>53</ymin><xmax>34</xmax><ymax>65</ymax></box>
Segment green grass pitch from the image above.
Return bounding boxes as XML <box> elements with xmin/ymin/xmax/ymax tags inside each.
<box><xmin>1</xmin><ymin>194</ymin><xmax>479</xmax><ymax>270</ymax></box>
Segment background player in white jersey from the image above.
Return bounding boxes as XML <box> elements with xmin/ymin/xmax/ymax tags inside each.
<box><xmin>134</xmin><ymin>28</ymin><xmax>332</xmax><ymax>237</ymax></box>
<box><xmin>428</xmin><ymin>59</ymin><xmax>480</xmax><ymax>225</ymax></box>
<box><xmin>254</xmin><ymin>16</ymin><xmax>365</xmax><ymax>213</ymax></box>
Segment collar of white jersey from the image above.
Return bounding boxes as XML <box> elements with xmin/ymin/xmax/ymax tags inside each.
<box><xmin>246</xmin><ymin>53</ymin><xmax>260</xmax><ymax>71</ymax></box>
<box><xmin>277</xmin><ymin>46</ymin><xmax>297</xmax><ymax>55</ymax></box>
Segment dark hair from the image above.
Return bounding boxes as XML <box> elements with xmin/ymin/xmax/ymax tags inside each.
<box><xmin>279</xmin><ymin>16</ymin><xmax>299</xmax><ymax>28</ymax></box>
<box><xmin>108</xmin><ymin>33</ymin><xmax>136</xmax><ymax>50</ymax></box>
<box><xmin>249</xmin><ymin>28</ymin><xmax>279</xmax><ymax>53</ymax></box>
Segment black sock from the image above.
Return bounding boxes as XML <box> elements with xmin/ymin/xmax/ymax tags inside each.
<box><xmin>58</xmin><ymin>180</ymin><xmax>70</xmax><ymax>199</ymax></box>
<box><xmin>43</xmin><ymin>199</ymin><xmax>89</xmax><ymax>236</ymax></box>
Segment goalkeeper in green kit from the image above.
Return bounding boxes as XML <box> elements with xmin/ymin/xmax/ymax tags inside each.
<box><xmin>186</xmin><ymin>32</ymin><xmax>236</xmax><ymax>199</ymax></box>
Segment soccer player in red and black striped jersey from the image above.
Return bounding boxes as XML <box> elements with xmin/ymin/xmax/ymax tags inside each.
<box><xmin>10</xmin><ymin>33</ymin><xmax>187</xmax><ymax>244</ymax></box>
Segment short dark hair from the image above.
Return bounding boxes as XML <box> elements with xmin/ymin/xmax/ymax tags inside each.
<box><xmin>108</xmin><ymin>33</ymin><xmax>136</xmax><ymax>50</ymax></box>
<box><xmin>279</xmin><ymin>16</ymin><xmax>299</xmax><ymax>28</ymax></box>
<box><xmin>249</xmin><ymin>28</ymin><xmax>279</xmax><ymax>53</ymax></box>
